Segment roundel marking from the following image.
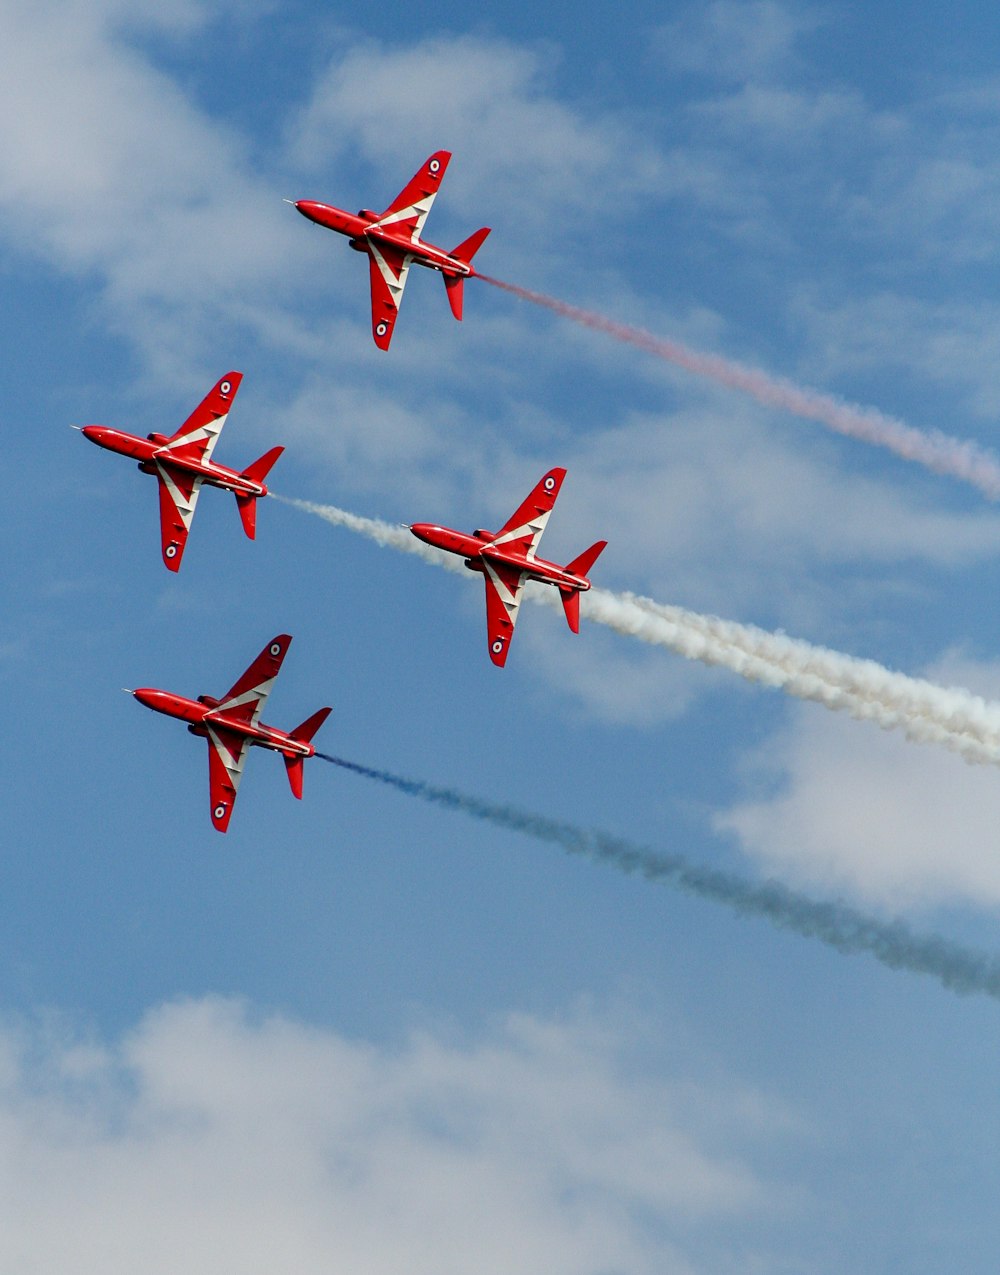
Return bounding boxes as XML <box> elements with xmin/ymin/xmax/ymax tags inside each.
<box><xmin>165</xmin><ymin>543</ymin><xmax>178</xmax><ymax>559</ymax></box>
<box><xmin>269</xmin><ymin>642</ymin><xmax>282</xmax><ymax>657</ymax></box>
<box><xmin>375</xmin><ymin>321</ymin><xmax>389</xmax><ymax>337</ymax></box>
<box><xmin>220</xmin><ymin>379</ymin><xmax>232</xmax><ymax>396</ymax></box>
<box><xmin>429</xmin><ymin>158</ymin><xmax>441</xmax><ymax>174</ymax></box>
<box><xmin>544</xmin><ymin>476</ymin><xmax>556</xmax><ymax>491</ymax></box>
<box><xmin>214</xmin><ymin>804</ymin><xmax>227</xmax><ymax>820</ymax></box>
<box><xmin>491</xmin><ymin>639</ymin><xmax>505</xmax><ymax>654</ymax></box>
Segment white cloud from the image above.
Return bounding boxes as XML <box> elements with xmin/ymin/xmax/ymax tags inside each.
<box><xmin>658</xmin><ymin>0</ymin><xmax>821</xmax><ymax>84</ymax></box>
<box><xmin>717</xmin><ymin>654</ymin><xmax>1000</xmax><ymax>910</ymax></box>
<box><xmin>290</xmin><ymin>36</ymin><xmax>664</xmax><ymax>232</ymax></box>
<box><xmin>0</xmin><ymin>0</ymin><xmax>314</xmax><ymax>374</ymax></box>
<box><xmin>0</xmin><ymin>996</ymin><xmax>796</xmax><ymax>1274</ymax></box>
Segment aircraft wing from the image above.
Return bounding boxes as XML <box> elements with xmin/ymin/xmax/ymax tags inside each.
<box><xmin>373</xmin><ymin>150</ymin><xmax>451</xmax><ymax>243</ymax></box>
<box><xmin>205</xmin><ymin>723</ymin><xmax>252</xmax><ymax>832</ymax></box>
<box><xmin>367</xmin><ymin>244</ymin><xmax>413</xmax><ymax>350</ymax></box>
<box><xmin>483</xmin><ymin>560</ymin><xmax>527</xmax><ymax>667</ymax></box>
<box><xmin>490</xmin><ymin>468</ymin><xmax>567</xmax><ymax>560</ymax></box>
<box><xmin>159</xmin><ymin>372</ymin><xmax>242</xmax><ymax>465</ymax></box>
<box><xmin>215</xmin><ymin>633</ymin><xmax>292</xmax><ymax>726</ymax></box>
<box><xmin>155</xmin><ymin>464</ymin><xmax>203</xmax><ymax>571</ymax></box>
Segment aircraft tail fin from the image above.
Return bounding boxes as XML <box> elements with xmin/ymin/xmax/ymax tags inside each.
<box><xmin>235</xmin><ymin>494</ymin><xmax>257</xmax><ymax>539</ymax></box>
<box><xmin>451</xmin><ymin>226</ymin><xmax>491</xmax><ymax>266</ymax></box>
<box><xmin>444</xmin><ymin>274</ymin><xmax>465</xmax><ymax>320</ymax></box>
<box><xmin>565</xmin><ymin>540</ymin><xmax>607</xmax><ymax>580</ymax></box>
<box><xmin>241</xmin><ymin>445</ymin><xmax>284</xmax><ymax>486</ymax></box>
<box><xmin>292</xmin><ymin>706</ymin><xmax>332</xmax><ymax>745</ymax></box>
<box><xmin>559</xmin><ymin>587</ymin><xmax>581</xmax><ymax>634</ymax></box>
<box><xmin>283</xmin><ymin>707</ymin><xmax>332</xmax><ymax>800</ymax></box>
<box><xmin>235</xmin><ymin>446</ymin><xmax>284</xmax><ymax>539</ymax></box>
<box><xmin>558</xmin><ymin>541</ymin><xmax>607</xmax><ymax>634</ymax></box>
<box><xmin>444</xmin><ymin>229</ymin><xmax>489</xmax><ymax>320</ymax></box>
<box><xmin>284</xmin><ymin>754</ymin><xmax>305</xmax><ymax>800</ymax></box>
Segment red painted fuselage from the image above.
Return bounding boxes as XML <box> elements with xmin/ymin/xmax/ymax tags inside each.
<box><xmin>82</xmin><ymin>427</ymin><xmax>271</xmax><ymax>500</ymax></box>
<box><xmin>132</xmin><ymin>688</ymin><xmax>316</xmax><ymax>761</ymax></box>
<box><xmin>409</xmin><ymin>523</ymin><xmax>595</xmax><ymax>594</ymax></box>
<box><xmin>291</xmin><ymin>151</ymin><xmax>490</xmax><ymax>349</ymax></box>
<box><xmin>293</xmin><ymin>201</ymin><xmax>476</xmax><ymax>280</ymax></box>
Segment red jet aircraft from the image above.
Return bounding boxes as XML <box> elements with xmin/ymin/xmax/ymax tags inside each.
<box><xmin>131</xmin><ymin>634</ymin><xmax>331</xmax><ymax>833</ymax></box>
<box><xmin>411</xmin><ymin>468</ymin><xmax>607</xmax><ymax>667</ymax></box>
<box><xmin>292</xmin><ymin>150</ymin><xmax>490</xmax><ymax>350</ymax></box>
<box><xmin>79</xmin><ymin>372</ymin><xmax>282</xmax><ymax>571</ymax></box>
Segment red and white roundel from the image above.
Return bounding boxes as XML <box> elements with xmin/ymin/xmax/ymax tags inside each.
<box><xmin>375</xmin><ymin>321</ymin><xmax>389</xmax><ymax>338</ymax></box>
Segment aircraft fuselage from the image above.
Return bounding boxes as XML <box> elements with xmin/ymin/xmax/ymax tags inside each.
<box><xmin>131</xmin><ymin>688</ymin><xmax>314</xmax><ymax>757</ymax></box>
<box><xmin>409</xmin><ymin>523</ymin><xmax>593</xmax><ymax>593</ymax></box>
<box><xmin>293</xmin><ymin>201</ymin><xmax>474</xmax><ymax>277</ymax></box>
<box><xmin>81</xmin><ymin>426</ymin><xmax>269</xmax><ymax>498</ymax></box>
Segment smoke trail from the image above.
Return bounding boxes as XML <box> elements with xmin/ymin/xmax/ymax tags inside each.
<box><xmin>277</xmin><ymin>494</ymin><xmax>1000</xmax><ymax>768</ymax></box>
<box><xmin>317</xmin><ymin>752</ymin><xmax>1000</xmax><ymax>1001</ymax></box>
<box><xmin>582</xmin><ymin>587</ymin><xmax>1000</xmax><ymax>767</ymax></box>
<box><xmin>477</xmin><ymin>274</ymin><xmax>1000</xmax><ymax>500</ymax></box>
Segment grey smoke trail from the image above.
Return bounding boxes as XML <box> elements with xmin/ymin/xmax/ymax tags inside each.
<box><xmin>477</xmin><ymin>274</ymin><xmax>1000</xmax><ymax>500</ymax></box>
<box><xmin>276</xmin><ymin>494</ymin><xmax>1000</xmax><ymax>768</ymax></box>
<box><xmin>317</xmin><ymin>753</ymin><xmax>1000</xmax><ymax>1001</ymax></box>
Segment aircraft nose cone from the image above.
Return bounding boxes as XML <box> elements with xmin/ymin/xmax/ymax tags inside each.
<box><xmin>132</xmin><ymin>687</ymin><xmax>181</xmax><ymax>717</ymax></box>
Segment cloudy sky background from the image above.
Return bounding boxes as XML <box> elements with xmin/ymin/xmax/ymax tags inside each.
<box><xmin>6</xmin><ymin>0</ymin><xmax>1000</xmax><ymax>1268</ymax></box>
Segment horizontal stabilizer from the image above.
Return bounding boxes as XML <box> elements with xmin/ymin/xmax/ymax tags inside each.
<box><xmin>444</xmin><ymin>273</ymin><xmax>465</xmax><ymax>320</ymax></box>
<box><xmin>236</xmin><ymin>494</ymin><xmax>257</xmax><ymax>539</ymax></box>
<box><xmin>560</xmin><ymin>587</ymin><xmax>581</xmax><ymax>634</ymax></box>
<box><xmin>564</xmin><ymin>540</ymin><xmax>607</xmax><ymax>580</ymax></box>
<box><xmin>284</xmin><ymin>754</ymin><xmax>304</xmax><ymax>800</ymax></box>
<box><xmin>241</xmin><ymin>445</ymin><xmax>284</xmax><ymax>486</ymax></box>
<box><xmin>235</xmin><ymin>448</ymin><xmax>284</xmax><ymax>539</ymax></box>
<box><xmin>451</xmin><ymin>226</ymin><xmax>491</xmax><ymax>266</ymax></box>
<box><xmin>291</xmin><ymin>706</ymin><xmax>332</xmax><ymax>745</ymax></box>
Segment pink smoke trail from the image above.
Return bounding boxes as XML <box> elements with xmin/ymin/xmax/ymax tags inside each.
<box><xmin>477</xmin><ymin>274</ymin><xmax>1000</xmax><ymax>500</ymax></box>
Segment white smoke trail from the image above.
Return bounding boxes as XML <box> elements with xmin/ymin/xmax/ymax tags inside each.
<box><xmin>276</xmin><ymin>494</ymin><xmax>1000</xmax><ymax>768</ymax></box>
<box><xmin>319</xmin><ymin>753</ymin><xmax>1000</xmax><ymax>1002</ymax></box>
<box><xmin>477</xmin><ymin>275</ymin><xmax>1000</xmax><ymax>500</ymax></box>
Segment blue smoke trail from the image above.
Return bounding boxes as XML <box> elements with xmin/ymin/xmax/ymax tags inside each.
<box><xmin>317</xmin><ymin>752</ymin><xmax>1000</xmax><ymax>1002</ymax></box>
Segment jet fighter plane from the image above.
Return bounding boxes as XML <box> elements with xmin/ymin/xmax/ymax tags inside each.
<box><xmin>410</xmin><ymin>468</ymin><xmax>607</xmax><ymax>667</ymax></box>
<box><xmin>79</xmin><ymin>372</ymin><xmax>282</xmax><ymax>571</ymax></box>
<box><xmin>130</xmin><ymin>634</ymin><xmax>330</xmax><ymax>832</ymax></box>
<box><xmin>292</xmin><ymin>150</ymin><xmax>490</xmax><ymax>350</ymax></box>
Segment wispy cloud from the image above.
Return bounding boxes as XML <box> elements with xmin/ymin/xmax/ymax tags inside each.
<box><xmin>0</xmin><ymin>996</ymin><xmax>791</xmax><ymax>1273</ymax></box>
<box><xmin>718</xmin><ymin>655</ymin><xmax>1000</xmax><ymax>910</ymax></box>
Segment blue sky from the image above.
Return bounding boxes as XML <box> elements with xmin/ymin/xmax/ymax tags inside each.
<box><xmin>6</xmin><ymin>0</ymin><xmax>1000</xmax><ymax>1269</ymax></box>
